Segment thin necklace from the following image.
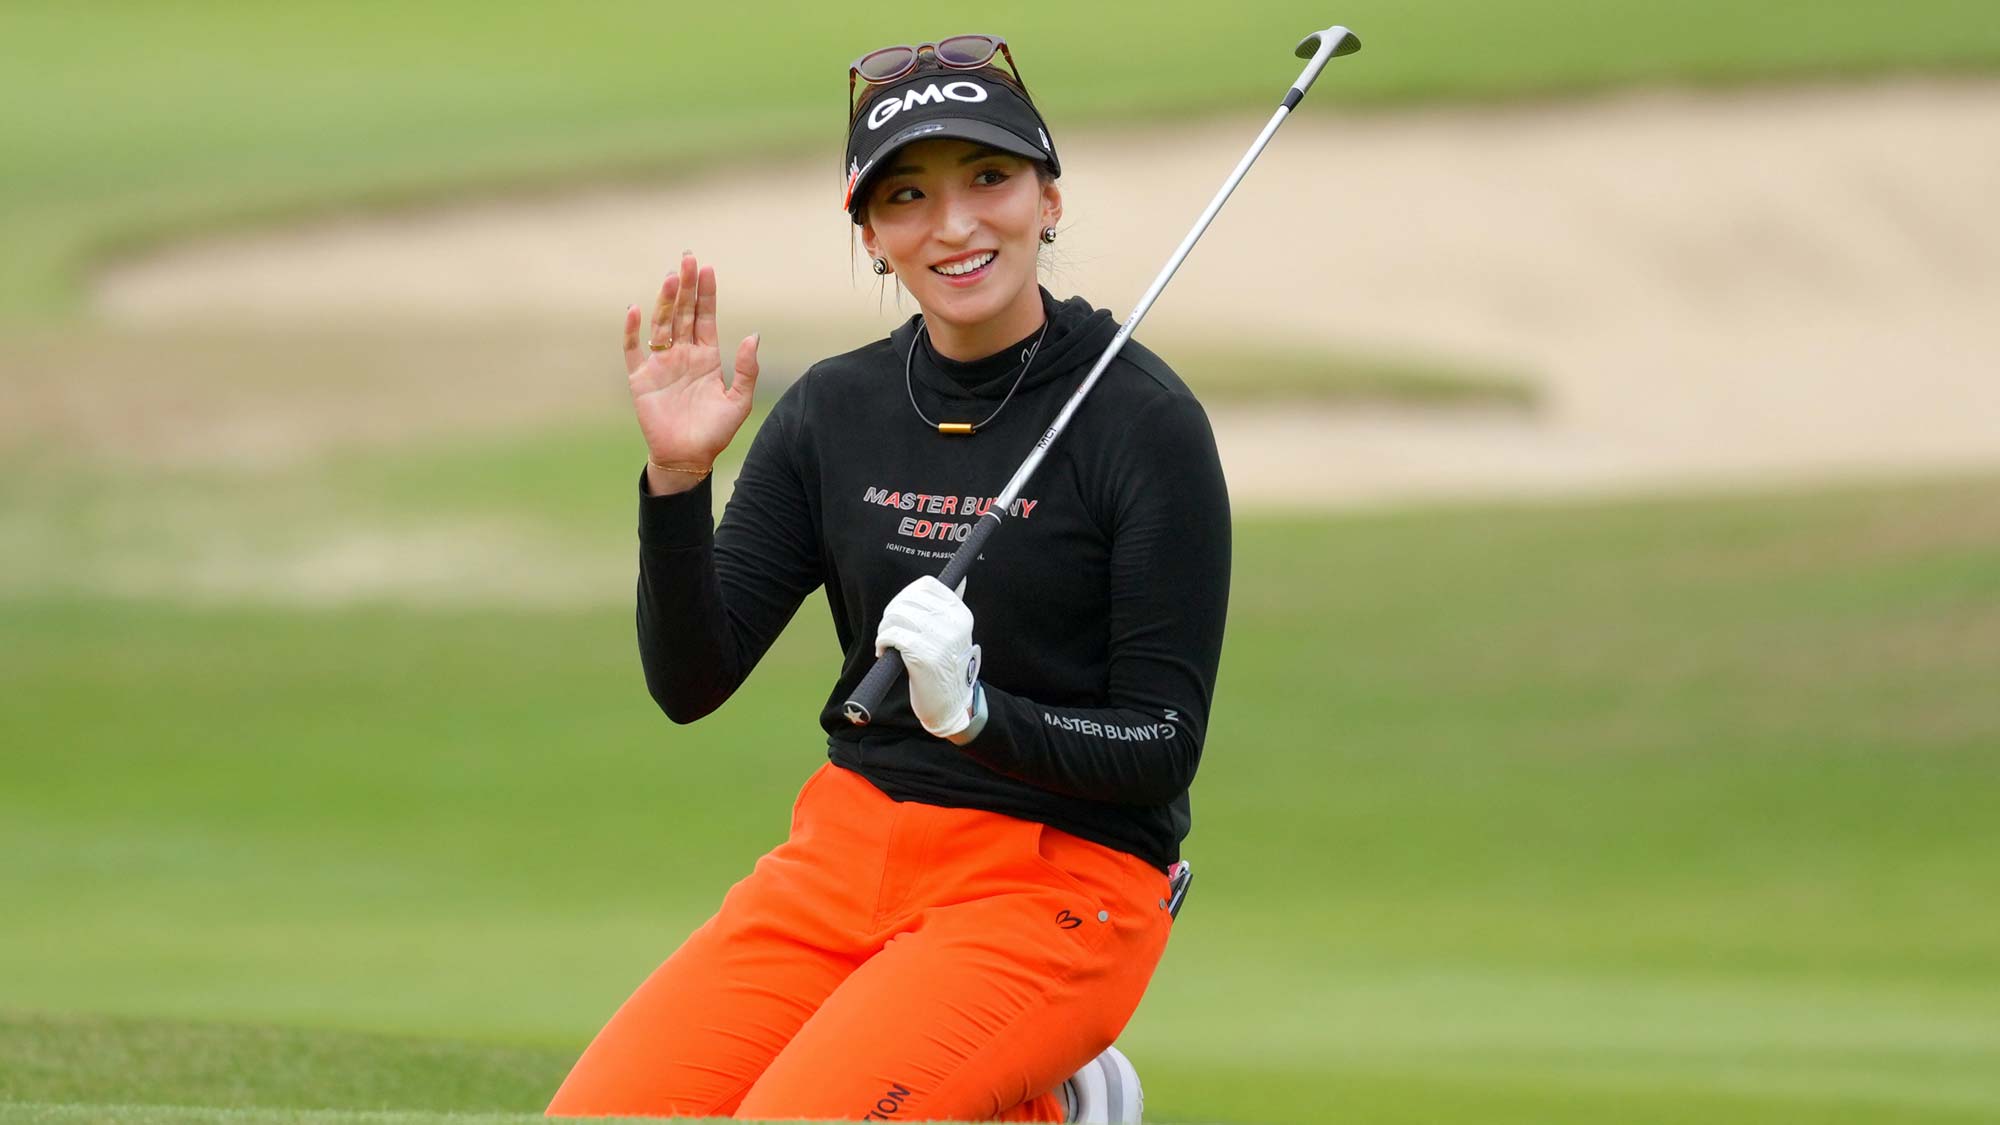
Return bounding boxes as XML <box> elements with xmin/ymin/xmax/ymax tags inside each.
<box><xmin>904</xmin><ymin>316</ymin><xmax>1050</xmax><ymax>436</ymax></box>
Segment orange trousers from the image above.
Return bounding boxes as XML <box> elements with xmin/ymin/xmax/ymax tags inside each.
<box><xmin>546</xmin><ymin>762</ymin><xmax>1176</xmax><ymax>1121</ymax></box>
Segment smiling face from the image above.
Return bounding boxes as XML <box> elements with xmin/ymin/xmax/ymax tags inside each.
<box><xmin>860</xmin><ymin>137</ymin><xmax>1061</xmax><ymax>360</ymax></box>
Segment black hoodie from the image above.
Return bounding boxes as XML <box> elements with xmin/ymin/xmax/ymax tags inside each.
<box><xmin>634</xmin><ymin>286</ymin><xmax>1231</xmax><ymax>869</ymax></box>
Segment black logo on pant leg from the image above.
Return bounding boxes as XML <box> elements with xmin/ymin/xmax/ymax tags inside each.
<box><xmin>861</xmin><ymin>1081</ymin><xmax>914</xmax><ymax>1119</ymax></box>
<box><xmin>1055</xmin><ymin>909</ymin><xmax>1082</xmax><ymax>929</ymax></box>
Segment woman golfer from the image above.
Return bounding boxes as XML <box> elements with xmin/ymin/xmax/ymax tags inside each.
<box><xmin>548</xmin><ymin>35</ymin><xmax>1230</xmax><ymax>1122</ymax></box>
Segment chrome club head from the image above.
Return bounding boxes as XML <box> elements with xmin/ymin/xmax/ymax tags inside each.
<box><xmin>1296</xmin><ymin>26</ymin><xmax>1361</xmax><ymax>60</ymax></box>
<box><xmin>1288</xmin><ymin>26</ymin><xmax>1360</xmax><ymax>99</ymax></box>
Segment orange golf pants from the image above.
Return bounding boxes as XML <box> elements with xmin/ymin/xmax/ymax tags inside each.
<box><xmin>546</xmin><ymin>761</ymin><xmax>1176</xmax><ymax>1120</ymax></box>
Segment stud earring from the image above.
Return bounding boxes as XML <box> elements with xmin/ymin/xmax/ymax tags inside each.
<box><xmin>871</xmin><ymin>257</ymin><xmax>888</xmax><ymax>275</ymax></box>
<box><xmin>1041</xmin><ymin>226</ymin><xmax>1058</xmax><ymax>244</ymax></box>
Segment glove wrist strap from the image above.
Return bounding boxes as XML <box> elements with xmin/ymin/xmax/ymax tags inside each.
<box><xmin>945</xmin><ymin>682</ymin><xmax>988</xmax><ymax>746</ymax></box>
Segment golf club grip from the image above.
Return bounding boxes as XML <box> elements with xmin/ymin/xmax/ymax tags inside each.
<box><xmin>843</xmin><ymin>647</ymin><xmax>906</xmax><ymax>726</ymax></box>
<box><xmin>843</xmin><ymin>512</ymin><xmax>1004</xmax><ymax>725</ymax></box>
<box><xmin>935</xmin><ymin>510</ymin><xmax>1001</xmax><ymax>590</ymax></box>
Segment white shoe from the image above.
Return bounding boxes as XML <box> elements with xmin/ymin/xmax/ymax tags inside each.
<box><xmin>1059</xmin><ymin>1043</ymin><xmax>1143</xmax><ymax>1123</ymax></box>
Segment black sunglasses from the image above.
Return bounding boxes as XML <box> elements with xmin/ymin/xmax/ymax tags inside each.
<box><xmin>848</xmin><ymin>34</ymin><xmax>1029</xmax><ymax>123</ymax></box>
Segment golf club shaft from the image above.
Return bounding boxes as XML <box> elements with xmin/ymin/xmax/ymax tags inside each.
<box><xmin>843</xmin><ymin>26</ymin><xmax>1360</xmax><ymax>726</ymax></box>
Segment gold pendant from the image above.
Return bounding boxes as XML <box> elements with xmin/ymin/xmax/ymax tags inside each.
<box><xmin>938</xmin><ymin>423</ymin><xmax>975</xmax><ymax>436</ymax></box>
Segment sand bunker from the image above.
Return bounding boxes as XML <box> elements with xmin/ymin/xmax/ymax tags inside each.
<box><xmin>92</xmin><ymin>80</ymin><xmax>2000</xmax><ymax>510</ymax></box>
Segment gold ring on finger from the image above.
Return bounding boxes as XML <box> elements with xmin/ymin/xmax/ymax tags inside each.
<box><xmin>649</xmin><ymin>339</ymin><xmax>672</xmax><ymax>352</ymax></box>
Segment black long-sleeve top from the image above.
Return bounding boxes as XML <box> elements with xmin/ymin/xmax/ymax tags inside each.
<box><xmin>635</xmin><ymin>286</ymin><xmax>1231</xmax><ymax>869</ymax></box>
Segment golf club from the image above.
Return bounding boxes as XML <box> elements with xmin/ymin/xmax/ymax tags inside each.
<box><xmin>844</xmin><ymin>24</ymin><xmax>1362</xmax><ymax>725</ymax></box>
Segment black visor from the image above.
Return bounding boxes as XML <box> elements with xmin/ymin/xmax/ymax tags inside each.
<box><xmin>844</xmin><ymin>71</ymin><xmax>1059</xmax><ymax>224</ymax></box>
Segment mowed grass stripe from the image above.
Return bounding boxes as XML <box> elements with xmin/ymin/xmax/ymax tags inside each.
<box><xmin>4</xmin><ymin>1005</ymin><xmax>1997</xmax><ymax>1124</ymax></box>
<box><xmin>0</xmin><ymin>1013</ymin><xmax>567</xmax><ymax>1116</ymax></box>
<box><xmin>1</xmin><ymin>1105</ymin><xmax>718</xmax><ymax>1125</ymax></box>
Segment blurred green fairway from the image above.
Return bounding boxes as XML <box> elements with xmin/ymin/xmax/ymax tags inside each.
<box><xmin>5</xmin><ymin>0</ymin><xmax>2000</xmax><ymax>320</ymax></box>
<box><xmin>5</xmin><ymin>465</ymin><xmax>1999</xmax><ymax>1123</ymax></box>
<box><xmin>7</xmin><ymin>1</ymin><xmax>2000</xmax><ymax>1122</ymax></box>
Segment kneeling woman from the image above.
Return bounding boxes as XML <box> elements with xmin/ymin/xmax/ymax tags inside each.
<box><xmin>550</xmin><ymin>34</ymin><xmax>1230</xmax><ymax>1123</ymax></box>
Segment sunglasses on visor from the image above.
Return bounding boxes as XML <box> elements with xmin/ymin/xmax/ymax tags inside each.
<box><xmin>848</xmin><ymin>34</ymin><xmax>1029</xmax><ymax>122</ymax></box>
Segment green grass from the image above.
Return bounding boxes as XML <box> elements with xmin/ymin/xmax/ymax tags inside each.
<box><xmin>0</xmin><ymin>1012</ymin><xmax>572</xmax><ymax>1119</ymax></box>
<box><xmin>4</xmin><ymin>1111</ymin><xmax>563</xmax><ymax>1125</ymax></box>
<box><xmin>5</xmin><ymin>0</ymin><xmax>2000</xmax><ymax>321</ymax></box>
<box><xmin>4</xmin><ymin>469</ymin><xmax>1998</xmax><ymax>1122</ymax></box>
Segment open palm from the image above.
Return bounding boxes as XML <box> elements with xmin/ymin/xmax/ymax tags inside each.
<box><xmin>622</xmin><ymin>251</ymin><xmax>760</xmax><ymax>471</ymax></box>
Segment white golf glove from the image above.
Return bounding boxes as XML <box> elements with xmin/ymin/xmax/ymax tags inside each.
<box><xmin>874</xmin><ymin>575</ymin><xmax>987</xmax><ymax>743</ymax></box>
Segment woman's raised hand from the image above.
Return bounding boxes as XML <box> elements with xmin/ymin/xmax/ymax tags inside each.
<box><xmin>623</xmin><ymin>251</ymin><xmax>761</xmax><ymax>490</ymax></box>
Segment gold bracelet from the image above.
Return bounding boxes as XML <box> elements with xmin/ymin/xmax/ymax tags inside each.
<box><xmin>649</xmin><ymin>459</ymin><xmax>713</xmax><ymax>480</ymax></box>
